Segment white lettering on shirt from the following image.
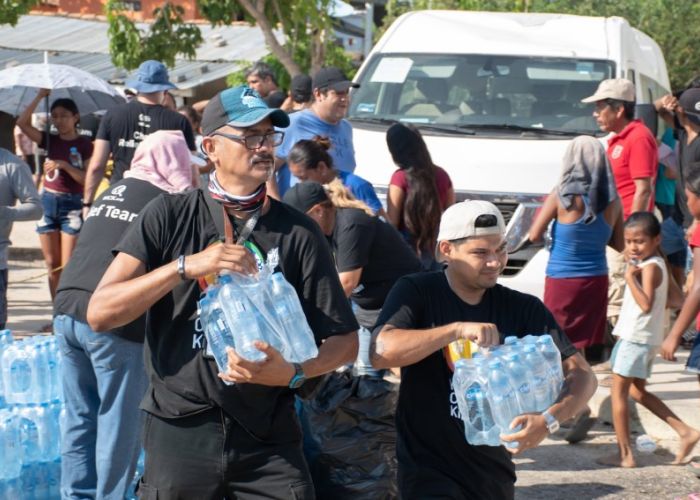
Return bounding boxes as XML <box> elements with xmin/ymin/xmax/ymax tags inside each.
<box><xmin>449</xmin><ymin>379</ymin><xmax>462</xmax><ymax>420</ymax></box>
<box><xmin>192</xmin><ymin>333</ymin><xmax>204</xmax><ymax>350</ymax></box>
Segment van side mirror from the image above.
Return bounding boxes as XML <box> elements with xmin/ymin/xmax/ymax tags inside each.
<box><xmin>635</xmin><ymin>104</ymin><xmax>658</xmax><ymax>137</ymax></box>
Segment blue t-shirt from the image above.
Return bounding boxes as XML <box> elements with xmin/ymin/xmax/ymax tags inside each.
<box><xmin>338</xmin><ymin>171</ymin><xmax>382</xmax><ymax>214</ymax></box>
<box><xmin>276</xmin><ymin>109</ymin><xmax>356</xmax><ymax>196</ymax></box>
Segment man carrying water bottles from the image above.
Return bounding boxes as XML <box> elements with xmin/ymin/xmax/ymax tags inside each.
<box><xmin>86</xmin><ymin>85</ymin><xmax>358</xmax><ymax>499</ymax></box>
<box><xmin>371</xmin><ymin>200</ymin><xmax>597</xmax><ymax>498</ymax></box>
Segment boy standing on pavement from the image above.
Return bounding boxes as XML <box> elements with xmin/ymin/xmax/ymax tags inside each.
<box><xmin>0</xmin><ymin>149</ymin><xmax>41</xmax><ymax>329</ymax></box>
<box><xmin>371</xmin><ymin>200</ymin><xmax>597</xmax><ymax>498</ymax></box>
<box><xmin>87</xmin><ymin>86</ymin><xmax>358</xmax><ymax>499</ymax></box>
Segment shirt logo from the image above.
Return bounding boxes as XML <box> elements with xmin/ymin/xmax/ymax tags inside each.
<box><xmin>695</xmin><ymin>102</ymin><xmax>700</xmax><ymax>112</ymax></box>
<box><xmin>611</xmin><ymin>144</ymin><xmax>624</xmax><ymax>160</ymax></box>
<box><xmin>111</xmin><ymin>185</ymin><xmax>127</xmax><ymax>196</ymax></box>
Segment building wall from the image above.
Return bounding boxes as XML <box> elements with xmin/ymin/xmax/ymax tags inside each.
<box><xmin>33</xmin><ymin>0</ymin><xmax>203</xmax><ymax>21</ymax></box>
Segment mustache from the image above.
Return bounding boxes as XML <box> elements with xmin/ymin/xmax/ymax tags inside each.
<box><xmin>250</xmin><ymin>153</ymin><xmax>274</xmax><ymax>165</ymax></box>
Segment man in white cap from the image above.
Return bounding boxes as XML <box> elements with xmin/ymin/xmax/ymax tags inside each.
<box><xmin>370</xmin><ymin>200</ymin><xmax>596</xmax><ymax>499</ymax></box>
<box><xmin>582</xmin><ymin>78</ymin><xmax>657</xmax><ymax>219</ymax></box>
<box><xmin>582</xmin><ymin>79</ymin><xmax>658</xmax><ymax>332</ymax></box>
<box><xmin>82</xmin><ymin>60</ymin><xmax>196</xmax><ymax>212</ymax></box>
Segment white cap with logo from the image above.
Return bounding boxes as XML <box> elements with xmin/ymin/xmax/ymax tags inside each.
<box><xmin>435</xmin><ymin>200</ymin><xmax>506</xmax><ymax>260</ymax></box>
<box><xmin>581</xmin><ymin>78</ymin><xmax>635</xmax><ymax>103</ymax></box>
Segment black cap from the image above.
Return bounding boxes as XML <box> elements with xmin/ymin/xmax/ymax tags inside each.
<box><xmin>312</xmin><ymin>67</ymin><xmax>359</xmax><ymax>92</ymax></box>
<box><xmin>282</xmin><ymin>182</ymin><xmax>329</xmax><ymax>213</ymax></box>
<box><xmin>679</xmin><ymin>88</ymin><xmax>700</xmax><ymax>126</ymax></box>
<box><xmin>291</xmin><ymin>74</ymin><xmax>312</xmax><ymax>102</ymax></box>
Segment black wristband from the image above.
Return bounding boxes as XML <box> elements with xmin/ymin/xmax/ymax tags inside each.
<box><xmin>82</xmin><ymin>202</ymin><xmax>92</xmax><ymax>208</ymax></box>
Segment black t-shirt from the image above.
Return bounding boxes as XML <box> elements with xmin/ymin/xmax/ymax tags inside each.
<box><xmin>673</xmin><ymin>124</ymin><xmax>700</xmax><ymax>226</ymax></box>
<box><xmin>96</xmin><ymin>100</ymin><xmax>196</xmax><ymax>183</ymax></box>
<box><xmin>54</xmin><ymin>178</ymin><xmax>165</xmax><ymax>342</ymax></box>
<box><xmin>374</xmin><ymin>272</ymin><xmax>577</xmax><ymax>499</ymax></box>
<box><xmin>114</xmin><ymin>189</ymin><xmax>358</xmax><ymax>442</ymax></box>
<box><xmin>332</xmin><ymin>208</ymin><xmax>421</xmax><ymax>309</ymax></box>
<box><xmin>265</xmin><ymin>90</ymin><xmax>287</xmax><ymax>109</ymax></box>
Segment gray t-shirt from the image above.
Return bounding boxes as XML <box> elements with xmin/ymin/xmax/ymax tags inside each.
<box><xmin>0</xmin><ymin>149</ymin><xmax>41</xmax><ymax>269</ymax></box>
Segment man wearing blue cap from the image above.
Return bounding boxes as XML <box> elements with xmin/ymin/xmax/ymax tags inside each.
<box><xmin>87</xmin><ymin>85</ymin><xmax>359</xmax><ymax>499</ymax></box>
<box><xmin>82</xmin><ymin>60</ymin><xmax>196</xmax><ymax>211</ymax></box>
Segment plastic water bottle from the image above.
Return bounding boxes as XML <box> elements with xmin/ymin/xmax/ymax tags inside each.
<box><xmin>0</xmin><ymin>330</ymin><xmax>13</xmax><ymax>407</ymax></box>
<box><xmin>269</xmin><ymin>273</ymin><xmax>318</xmax><ymax>362</ymax></box>
<box><xmin>522</xmin><ymin>344</ymin><xmax>550</xmax><ymax>412</ymax></box>
<box><xmin>636</xmin><ymin>434</ymin><xmax>657</xmax><ymax>453</ymax></box>
<box><xmin>226</xmin><ymin>300</ymin><xmax>266</xmax><ymax>362</ymax></box>
<box><xmin>17</xmin><ymin>404</ymin><xmax>41</xmax><ymax>463</ymax></box>
<box><xmin>3</xmin><ymin>343</ymin><xmax>32</xmax><ymax>405</ymax></box>
<box><xmin>68</xmin><ymin>146</ymin><xmax>83</xmax><ymax>169</ymax></box>
<box><xmin>199</xmin><ymin>296</ymin><xmax>236</xmax><ymax>383</ymax></box>
<box><xmin>45</xmin><ymin>339</ymin><xmax>61</xmax><ymax>402</ymax></box>
<box><xmin>503</xmin><ymin>352</ymin><xmax>535</xmax><ymax>413</ymax></box>
<box><xmin>0</xmin><ymin>409</ymin><xmax>21</xmax><ymax>480</ymax></box>
<box><xmin>536</xmin><ymin>334</ymin><xmax>564</xmax><ymax>400</ymax></box>
<box><xmin>487</xmin><ymin>359</ymin><xmax>521</xmax><ymax>447</ymax></box>
<box><xmin>460</xmin><ymin>358</ymin><xmax>500</xmax><ymax>446</ymax></box>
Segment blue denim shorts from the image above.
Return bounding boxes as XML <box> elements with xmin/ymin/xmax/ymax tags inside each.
<box><xmin>687</xmin><ymin>332</ymin><xmax>700</xmax><ymax>374</ymax></box>
<box><xmin>611</xmin><ymin>338</ymin><xmax>659</xmax><ymax>379</ymax></box>
<box><xmin>36</xmin><ymin>190</ymin><xmax>83</xmax><ymax>235</ymax></box>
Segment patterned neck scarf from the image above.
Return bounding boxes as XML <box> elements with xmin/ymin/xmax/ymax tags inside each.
<box><xmin>208</xmin><ymin>171</ymin><xmax>266</xmax><ymax>212</ymax></box>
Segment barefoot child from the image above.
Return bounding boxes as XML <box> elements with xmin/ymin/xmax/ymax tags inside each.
<box><xmin>599</xmin><ymin>212</ymin><xmax>700</xmax><ymax>468</ymax></box>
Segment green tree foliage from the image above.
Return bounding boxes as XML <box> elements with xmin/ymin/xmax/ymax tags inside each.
<box><xmin>380</xmin><ymin>0</ymin><xmax>700</xmax><ymax>90</ymax></box>
<box><xmin>106</xmin><ymin>1</ymin><xmax>202</xmax><ymax>70</ymax></box>
<box><xmin>0</xmin><ymin>0</ymin><xmax>39</xmax><ymax>26</ymax></box>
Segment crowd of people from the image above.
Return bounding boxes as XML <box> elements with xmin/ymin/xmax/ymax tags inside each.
<box><xmin>1</xmin><ymin>56</ymin><xmax>700</xmax><ymax>499</ymax></box>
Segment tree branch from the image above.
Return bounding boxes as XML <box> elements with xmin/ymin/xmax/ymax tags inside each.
<box><xmin>238</xmin><ymin>0</ymin><xmax>302</xmax><ymax>76</ymax></box>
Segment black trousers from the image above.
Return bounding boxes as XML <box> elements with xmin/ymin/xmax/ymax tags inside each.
<box><xmin>138</xmin><ymin>408</ymin><xmax>315</xmax><ymax>500</ymax></box>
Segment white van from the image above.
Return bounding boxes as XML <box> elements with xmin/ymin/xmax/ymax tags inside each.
<box><xmin>348</xmin><ymin>10</ymin><xmax>670</xmax><ymax>298</ymax></box>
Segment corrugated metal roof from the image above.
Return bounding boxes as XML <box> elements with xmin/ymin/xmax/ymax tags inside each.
<box><xmin>0</xmin><ymin>15</ymin><xmax>285</xmax><ymax>91</ymax></box>
<box><xmin>0</xmin><ymin>48</ymin><xmax>238</xmax><ymax>91</ymax></box>
<box><xmin>0</xmin><ymin>14</ymin><xmax>281</xmax><ymax>63</ymax></box>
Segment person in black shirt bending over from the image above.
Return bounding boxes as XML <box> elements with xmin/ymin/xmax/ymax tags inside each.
<box><xmin>283</xmin><ymin>181</ymin><xmax>421</xmax><ymax>330</ymax></box>
<box><xmin>371</xmin><ymin>200</ymin><xmax>597</xmax><ymax>499</ymax></box>
<box><xmin>87</xmin><ymin>86</ymin><xmax>359</xmax><ymax>499</ymax></box>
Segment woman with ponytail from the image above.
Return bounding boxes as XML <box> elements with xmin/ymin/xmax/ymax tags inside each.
<box><xmin>386</xmin><ymin>123</ymin><xmax>455</xmax><ymax>269</ymax></box>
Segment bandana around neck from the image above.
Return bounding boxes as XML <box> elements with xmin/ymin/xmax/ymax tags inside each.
<box><xmin>208</xmin><ymin>171</ymin><xmax>266</xmax><ymax>212</ymax></box>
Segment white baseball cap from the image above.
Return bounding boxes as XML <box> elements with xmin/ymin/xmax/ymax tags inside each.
<box><xmin>436</xmin><ymin>200</ymin><xmax>505</xmax><ymax>260</ymax></box>
<box><xmin>581</xmin><ymin>78</ymin><xmax>635</xmax><ymax>103</ymax></box>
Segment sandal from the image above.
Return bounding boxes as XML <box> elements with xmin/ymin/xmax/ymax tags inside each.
<box><xmin>687</xmin><ymin>461</ymin><xmax>700</xmax><ymax>479</ymax></box>
<box><xmin>565</xmin><ymin>407</ymin><xmax>596</xmax><ymax>444</ymax></box>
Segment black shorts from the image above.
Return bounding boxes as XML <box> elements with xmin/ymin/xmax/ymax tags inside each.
<box><xmin>138</xmin><ymin>408</ymin><xmax>314</xmax><ymax>500</ymax></box>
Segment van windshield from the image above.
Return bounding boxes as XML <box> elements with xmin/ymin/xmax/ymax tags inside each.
<box><xmin>348</xmin><ymin>54</ymin><xmax>615</xmax><ymax>135</ymax></box>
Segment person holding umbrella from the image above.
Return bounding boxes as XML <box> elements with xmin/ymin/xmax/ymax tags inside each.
<box><xmin>17</xmin><ymin>88</ymin><xmax>93</xmax><ymax>300</ymax></box>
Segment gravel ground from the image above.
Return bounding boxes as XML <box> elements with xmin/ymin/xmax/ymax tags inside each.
<box><xmin>515</xmin><ymin>421</ymin><xmax>700</xmax><ymax>499</ymax></box>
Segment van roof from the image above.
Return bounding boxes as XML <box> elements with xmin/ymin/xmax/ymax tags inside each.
<box><xmin>374</xmin><ymin>10</ymin><xmax>669</xmax><ymax>91</ymax></box>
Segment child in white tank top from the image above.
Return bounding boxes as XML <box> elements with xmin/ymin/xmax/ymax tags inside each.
<box><xmin>598</xmin><ymin>212</ymin><xmax>700</xmax><ymax>468</ymax></box>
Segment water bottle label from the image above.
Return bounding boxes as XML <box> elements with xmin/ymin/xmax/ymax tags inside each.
<box><xmin>517</xmin><ymin>383</ymin><xmax>530</xmax><ymax>395</ymax></box>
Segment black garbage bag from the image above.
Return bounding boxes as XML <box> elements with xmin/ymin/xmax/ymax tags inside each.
<box><xmin>299</xmin><ymin>370</ymin><xmax>399</xmax><ymax>500</ymax></box>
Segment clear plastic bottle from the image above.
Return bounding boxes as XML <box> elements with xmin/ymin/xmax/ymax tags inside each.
<box><xmin>0</xmin><ymin>408</ymin><xmax>21</xmax><ymax>480</ymax></box>
<box><xmin>199</xmin><ymin>295</ymin><xmax>237</xmax><ymax>384</ymax></box>
<box><xmin>17</xmin><ymin>404</ymin><xmax>41</xmax><ymax>463</ymax></box>
<box><xmin>522</xmin><ymin>343</ymin><xmax>551</xmax><ymax>412</ymax></box>
<box><xmin>535</xmin><ymin>334</ymin><xmax>564</xmax><ymax>400</ymax></box>
<box><xmin>503</xmin><ymin>352</ymin><xmax>535</xmax><ymax>413</ymax></box>
<box><xmin>269</xmin><ymin>273</ymin><xmax>318</xmax><ymax>362</ymax></box>
<box><xmin>3</xmin><ymin>343</ymin><xmax>32</xmax><ymax>405</ymax></box>
<box><xmin>227</xmin><ymin>300</ymin><xmax>267</xmax><ymax>362</ymax></box>
<box><xmin>0</xmin><ymin>330</ymin><xmax>13</xmax><ymax>407</ymax></box>
<box><xmin>68</xmin><ymin>146</ymin><xmax>83</xmax><ymax>169</ymax></box>
<box><xmin>486</xmin><ymin>359</ymin><xmax>521</xmax><ymax>447</ymax></box>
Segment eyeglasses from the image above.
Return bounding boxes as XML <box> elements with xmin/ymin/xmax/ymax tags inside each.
<box><xmin>212</xmin><ymin>131</ymin><xmax>285</xmax><ymax>150</ymax></box>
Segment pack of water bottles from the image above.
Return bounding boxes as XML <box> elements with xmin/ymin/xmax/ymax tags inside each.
<box><xmin>453</xmin><ymin>334</ymin><xmax>564</xmax><ymax>447</ymax></box>
<box><xmin>198</xmin><ymin>249</ymin><xmax>319</xmax><ymax>383</ymax></box>
<box><xmin>0</xmin><ymin>331</ymin><xmax>64</xmax><ymax>499</ymax></box>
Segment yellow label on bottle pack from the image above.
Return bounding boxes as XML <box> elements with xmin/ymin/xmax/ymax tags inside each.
<box><xmin>443</xmin><ymin>339</ymin><xmax>478</xmax><ymax>371</ymax></box>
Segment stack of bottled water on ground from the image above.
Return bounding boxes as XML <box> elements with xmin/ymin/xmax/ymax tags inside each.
<box><xmin>0</xmin><ymin>330</ymin><xmax>63</xmax><ymax>499</ymax></box>
<box><xmin>199</xmin><ymin>249</ymin><xmax>319</xmax><ymax>380</ymax></box>
<box><xmin>453</xmin><ymin>334</ymin><xmax>564</xmax><ymax>447</ymax></box>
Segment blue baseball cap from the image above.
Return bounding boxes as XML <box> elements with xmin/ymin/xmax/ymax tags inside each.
<box><xmin>125</xmin><ymin>60</ymin><xmax>176</xmax><ymax>93</ymax></box>
<box><xmin>201</xmin><ymin>85</ymin><xmax>290</xmax><ymax>135</ymax></box>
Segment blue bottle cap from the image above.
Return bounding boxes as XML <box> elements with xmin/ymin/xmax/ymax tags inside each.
<box><xmin>504</xmin><ymin>335</ymin><xmax>518</xmax><ymax>345</ymax></box>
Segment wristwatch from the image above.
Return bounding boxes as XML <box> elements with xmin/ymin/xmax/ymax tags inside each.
<box><xmin>288</xmin><ymin>363</ymin><xmax>306</xmax><ymax>389</ymax></box>
<box><xmin>542</xmin><ymin>410</ymin><xmax>560</xmax><ymax>434</ymax></box>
